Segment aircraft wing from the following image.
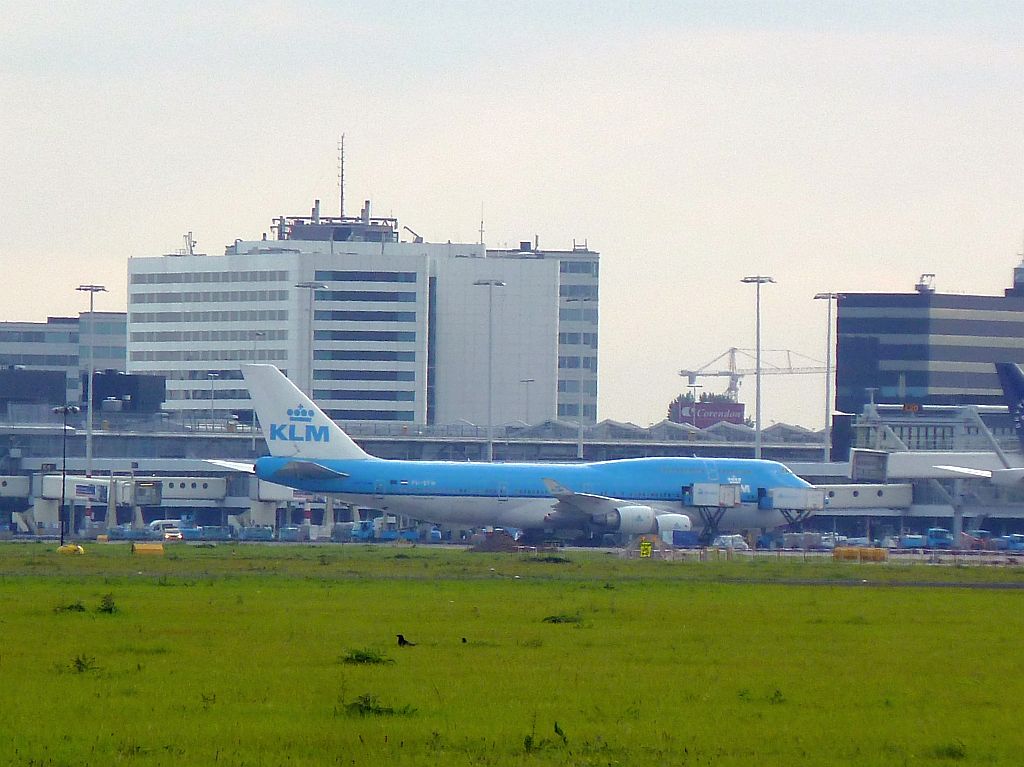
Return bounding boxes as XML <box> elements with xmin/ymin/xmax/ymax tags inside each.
<box><xmin>267</xmin><ymin>460</ymin><xmax>350</xmax><ymax>481</ymax></box>
<box><xmin>542</xmin><ymin>477</ymin><xmax>632</xmax><ymax>518</ymax></box>
<box><xmin>934</xmin><ymin>465</ymin><xmax>1024</xmax><ymax>486</ymax></box>
<box><xmin>933</xmin><ymin>465</ymin><xmax>993</xmax><ymax>479</ymax></box>
<box><xmin>207</xmin><ymin>460</ymin><xmax>255</xmax><ymax>473</ymax></box>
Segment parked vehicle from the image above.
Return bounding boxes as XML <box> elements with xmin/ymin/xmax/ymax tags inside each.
<box><xmin>711</xmin><ymin>534</ymin><xmax>750</xmax><ymax>551</ymax></box>
<box><xmin>926</xmin><ymin>527</ymin><xmax>954</xmax><ymax>549</ymax></box>
<box><xmin>351</xmin><ymin>515</ymin><xmax>419</xmax><ymax>543</ymax></box>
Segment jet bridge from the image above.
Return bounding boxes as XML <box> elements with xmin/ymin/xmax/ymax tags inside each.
<box><xmin>682</xmin><ymin>483</ymin><xmax>742</xmax><ymax>538</ymax></box>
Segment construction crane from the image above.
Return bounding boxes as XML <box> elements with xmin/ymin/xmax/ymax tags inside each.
<box><xmin>679</xmin><ymin>347</ymin><xmax>827</xmax><ymax>402</ymax></box>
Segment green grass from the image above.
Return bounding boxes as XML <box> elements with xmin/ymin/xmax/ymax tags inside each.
<box><xmin>1</xmin><ymin>542</ymin><xmax>1023</xmax><ymax>765</ymax></box>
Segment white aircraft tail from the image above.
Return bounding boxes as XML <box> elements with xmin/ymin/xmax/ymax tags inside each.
<box><xmin>241</xmin><ymin>364</ymin><xmax>372</xmax><ymax>461</ymax></box>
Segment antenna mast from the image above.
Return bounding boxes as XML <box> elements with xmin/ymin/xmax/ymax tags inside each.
<box><xmin>479</xmin><ymin>203</ymin><xmax>485</xmax><ymax>246</ymax></box>
<box><xmin>337</xmin><ymin>134</ymin><xmax>345</xmax><ymax>218</ymax></box>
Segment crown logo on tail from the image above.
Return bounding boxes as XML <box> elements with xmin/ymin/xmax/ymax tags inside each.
<box><xmin>287</xmin><ymin>405</ymin><xmax>314</xmax><ymax>423</ymax></box>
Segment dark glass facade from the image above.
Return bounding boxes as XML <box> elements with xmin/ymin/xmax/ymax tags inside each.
<box><xmin>836</xmin><ymin>292</ymin><xmax>1024</xmax><ymax>414</ymax></box>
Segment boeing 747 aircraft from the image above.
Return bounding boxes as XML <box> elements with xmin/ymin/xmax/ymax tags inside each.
<box><xmin>229</xmin><ymin>364</ymin><xmax>823</xmax><ymax>537</ymax></box>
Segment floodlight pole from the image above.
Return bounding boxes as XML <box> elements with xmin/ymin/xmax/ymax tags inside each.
<box><xmin>519</xmin><ymin>378</ymin><xmax>535</xmax><ymax>425</ymax></box>
<box><xmin>76</xmin><ymin>284</ymin><xmax>106</xmax><ymax>478</ymax></box>
<box><xmin>814</xmin><ymin>292</ymin><xmax>839</xmax><ymax>462</ymax></box>
<box><xmin>741</xmin><ymin>276</ymin><xmax>774</xmax><ymax>459</ymax></box>
<box><xmin>251</xmin><ymin>331</ymin><xmax>265</xmax><ymax>451</ymax></box>
<box><xmin>53</xmin><ymin>405</ymin><xmax>79</xmax><ymax>544</ymax></box>
<box><xmin>295</xmin><ymin>281</ymin><xmax>327</xmax><ymax>396</ymax></box>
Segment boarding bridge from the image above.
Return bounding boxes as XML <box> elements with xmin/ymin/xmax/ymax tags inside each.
<box><xmin>816</xmin><ymin>483</ymin><xmax>914</xmax><ymax>515</ymax></box>
<box><xmin>682</xmin><ymin>483</ymin><xmax>742</xmax><ymax>536</ymax></box>
<box><xmin>758</xmin><ymin>486</ymin><xmax>827</xmax><ymax>525</ymax></box>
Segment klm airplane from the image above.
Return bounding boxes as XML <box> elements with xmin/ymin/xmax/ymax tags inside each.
<box><xmin>235</xmin><ymin>364</ymin><xmax>822</xmax><ymax>536</ymax></box>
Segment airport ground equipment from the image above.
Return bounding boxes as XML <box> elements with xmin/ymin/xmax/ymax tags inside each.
<box><xmin>351</xmin><ymin>515</ymin><xmax>419</xmax><ymax>542</ymax></box>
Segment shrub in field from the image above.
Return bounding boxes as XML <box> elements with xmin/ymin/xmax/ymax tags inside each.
<box><xmin>340</xmin><ymin>647</ymin><xmax>394</xmax><ymax>665</ymax></box>
<box><xmin>340</xmin><ymin>693</ymin><xmax>416</xmax><ymax>717</ymax></box>
<box><xmin>932</xmin><ymin>741</ymin><xmax>967</xmax><ymax>760</ymax></box>
<box><xmin>72</xmin><ymin>654</ymin><xmax>98</xmax><ymax>673</ymax></box>
<box><xmin>542</xmin><ymin>612</ymin><xmax>581</xmax><ymax>624</ymax></box>
<box><xmin>97</xmin><ymin>593</ymin><xmax>117</xmax><ymax>614</ymax></box>
<box><xmin>53</xmin><ymin>600</ymin><xmax>86</xmax><ymax>613</ymax></box>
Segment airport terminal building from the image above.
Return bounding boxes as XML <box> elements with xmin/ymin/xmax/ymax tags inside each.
<box><xmin>0</xmin><ymin>312</ymin><xmax>126</xmax><ymax>407</ymax></box>
<box><xmin>126</xmin><ymin>202</ymin><xmax>599</xmax><ymax>427</ymax></box>
<box><xmin>836</xmin><ymin>267</ymin><xmax>1024</xmax><ymax>415</ymax></box>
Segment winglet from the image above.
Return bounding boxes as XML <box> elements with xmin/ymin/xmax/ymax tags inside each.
<box><xmin>995</xmin><ymin>362</ymin><xmax>1024</xmax><ymax>453</ymax></box>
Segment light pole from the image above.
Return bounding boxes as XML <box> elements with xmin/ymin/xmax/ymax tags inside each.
<box><xmin>52</xmin><ymin>405</ymin><xmax>80</xmax><ymax>545</ymax></box>
<box><xmin>251</xmin><ymin>331</ymin><xmax>265</xmax><ymax>451</ymax></box>
<box><xmin>473</xmin><ymin>279</ymin><xmax>505</xmax><ymax>462</ymax></box>
<box><xmin>687</xmin><ymin>383</ymin><xmax>703</xmax><ymax>424</ymax></box>
<box><xmin>207</xmin><ymin>372</ymin><xmax>219</xmax><ymax>429</ymax></box>
<box><xmin>741</xmin><ymin>276</ymin><xmax>774</xmax><ymax>459</ymax></box>
<box><xmin>76</xmin><ymin>284</ymin><xmax>106</xmax><ymax>478</ymax></box>
<box><xmin>295</xmin><ymin>281</ymin><xmax>326</xmax><ymax>396</ymax></box>
<box><xmin>814</xmin><ymin>292</ymin><xmax>839</xmax><ymax>462</ymax></box>
<box><xmin>519</xmin><ymin>378</ymin><xmax>535</xmax><ymax>425</ymax></box>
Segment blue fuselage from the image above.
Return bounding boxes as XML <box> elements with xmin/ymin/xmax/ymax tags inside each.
<box><xmin>255</xmin><ymin>455</ymin><xmax>811</xmax><ymax>530</ymax></box>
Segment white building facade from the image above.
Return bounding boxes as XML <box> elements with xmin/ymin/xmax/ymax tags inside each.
<box><xmin>126</xmin><ymin>208</ymin><xmax>598</xmax><ymax>428</ymax></box>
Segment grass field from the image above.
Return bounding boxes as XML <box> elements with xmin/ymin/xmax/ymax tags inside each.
<box><xmin>2</xmin><ymin>542</ymin><xmax>1023</xmax><ymax>765</ymax></box>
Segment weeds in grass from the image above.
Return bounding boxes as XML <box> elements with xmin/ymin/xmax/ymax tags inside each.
<box><xmin>933</xmin><ymin>740</ymin><xmax>968</xmax><ymax>760</ymax></box>
<box><xmin>200</xmin><ymin>692</ymin><xmax>216</xmax><ymax>710</ymax></box>
<box><xmin>339</xmin><ymin>693</ymin><xmax>416</xmax><ymax>717</ymax></box>
<box><xmin>523</xmin><ymin>714</ymin><xmax>569</xmax><ymax>753</ymax></box>
<box><xmin>529</xmin><ymin>555</ymin><xmax>571</xmax><ymax>564</ymax></box>
<box><xmin>542</xmin><ymin>612</ymin><xmax>581</xmax><ymax>624</ymax></box>
<box><xmin>769</xmin><ymin>689</ymin><xmax>786</xmax><ymax>705</ymax></box>
<box><xmin>53</xmin><ymin>600</ymin><xmax>86</xmax><ymax>613</ymax></box>
<box><xmin>97</xmin><ymin>594</ymin><xmax>117</xmax><ymax>614</ymax></box>
<box><xmin>71</xmin><ymin>654</ymin><xmax>98</xmax><ymax>673</ymax></box>
<box><xmin>340</xmin><ymin>647</ymin><xmax>394</xmax><ymax>665</ymax></box>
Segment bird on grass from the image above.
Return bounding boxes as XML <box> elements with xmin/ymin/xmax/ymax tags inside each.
<box><xmin>396</xmin><ymin>634</ymin><xmax>416</xmax><ymax>647</ymax></box>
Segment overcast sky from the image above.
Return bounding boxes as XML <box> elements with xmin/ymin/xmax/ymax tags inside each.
<box><xmin>2</xmin><ymin>1</ymin><xmax>1022</xmax><ymax>429</ymax></box>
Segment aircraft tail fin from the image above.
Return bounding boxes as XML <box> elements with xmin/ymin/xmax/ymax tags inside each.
<box><xmin>995</xmin><ymin>362</ymin><xmax>1024</xmax><ymax>453</ymax></box>
<box><xmin>241</xmin><ymin>364</ymin><xmax>372</xmax><ymax>461</ymax></box>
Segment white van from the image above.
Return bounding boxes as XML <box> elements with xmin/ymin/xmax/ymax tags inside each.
<box><xmin>147</xmin><ymin>519</ymin><xmax>183</xmax><ymax>540</ymax></box>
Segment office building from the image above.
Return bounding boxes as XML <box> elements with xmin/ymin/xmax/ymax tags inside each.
<box><xmin>127</xmin><ymin>201</ymin><xmax>599</xmax><ymax>427</ymax></box>
<box><xmin>0</xmin><ymin>313</ymin><xmax>126</xmax><ymax>407</ymax></box>
<box><xmin>836</xmin><ymin>268</ymin><xmax>1024</xmax><ymax>414</ymax></box>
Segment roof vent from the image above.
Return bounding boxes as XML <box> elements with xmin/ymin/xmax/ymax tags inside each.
<box><xmin>914</xmin><ymin>273</ymin><xmax>935</xmax><ymax>293</ymax></box>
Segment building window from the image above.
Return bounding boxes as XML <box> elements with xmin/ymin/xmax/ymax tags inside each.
<box><xmin>315</xmin><ymin>350</ymin><xmax>416</xmax><ymax>362</ymax></box>
<box><xmin>314</xmin><ymin>330</ymin><xmax>416</xmax><ymax>342</ymax></box>
<box><xmin>313</xmin><ymin>390</ymin><xmax>416</xmax><ymax>401</ymax></box>
<box><xmin>325</xmin><ymin>409</ymin><xmax>416</xmax><ymax>421</ymax></box>
<box><xmin>316</xmin><ymin>271</ymin><xmax>417</xmax><ymax>283</ymax></box>
<box><xmin>319</xmin><ymin>290</ymin><xmax>417</xmax><ymax>303</ymax></box>
<box><xmin>316</xmin><ymin>311</ymin><xmax>416</xmax><ymax>323</ymax></box>
<box><xmin>314</xmin><ymin>370</ymin><xmax>415</xmax><ymax>381</ymax></box>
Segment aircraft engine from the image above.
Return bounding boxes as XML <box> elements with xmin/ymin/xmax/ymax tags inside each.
<box><xmin>597</xmin><ymin>505</ymin><xmax>658</xmax><ymax>535</ymax></box>
<box><xmin>655</xmin><ymin>513</ymin><xmax>692</xmax><ymax>535</ymax></box>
